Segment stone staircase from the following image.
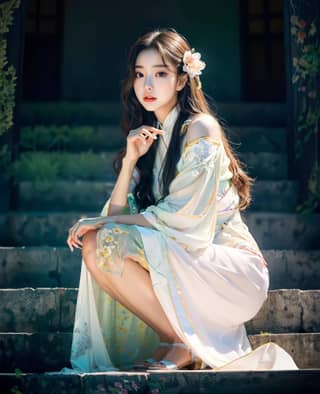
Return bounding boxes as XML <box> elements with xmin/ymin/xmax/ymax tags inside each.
<box><xmin>0</xmin><ymin>102</ymin><xmax>319</xmax><ymax>393</ymax></box>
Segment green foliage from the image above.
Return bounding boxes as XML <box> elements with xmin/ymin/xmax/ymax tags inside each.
<box><xmin>19</xmin><ymin>124</ymin><xmax>123</xmax><ymax>152</ymax></box>
<box><xmin>9</xmin><ymin>368</ymin><xmax>23</xmax><ymax>394</ymax></box>
<box><xmin>20</xmin><ymin>125</ymin><xmax>95</xmax><ymax>151</ymax></box>
<box><xmin>290</xmin><ymin>14</ymin><xmax>320</xmax><ymax>213</ymax></box>
<box><xmin>11</xmin><ymin>151</ymin><xmax>115</xmax><ymax>182</ymax></box>
<box><xmin>14</xmin><ymin>368</ymin><xmax>23</xmax><ymax>377</ymax></box>
<box><xmin>296</xmin><ymin>163</ymin><xmax>320</xmax><ymax>213</ymax></box>
<box><xmin>10</xmin><ymin>386</ymin><xmax>22</xmax><ymax>394</ymax></box>
<box><xmin>11</xmin><ymin>152</ymin><xmax>60</xmax><ymax>182</ymax></box>
<box><xmin>0</xmin><ymin>0</ymin><xmax>20</xmax><ymax>136</ymax></box>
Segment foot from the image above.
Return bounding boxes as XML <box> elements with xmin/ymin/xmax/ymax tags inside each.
<box><xmin>147</xmin><ymin>342</ymin><xmax>194</xmax><ymax>370</ymax></box>
<box><xmin>152</xmin><ymin>342</ymin><xmax>173</xmax><ymax>361</ymax></box>
<box><xmin>132</xmin><ymin>342</ymin><xmax>172</xmax><ymax>369</ymax></box>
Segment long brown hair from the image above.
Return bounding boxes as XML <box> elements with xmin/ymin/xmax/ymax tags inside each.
<box><xmin>114</xmin><ymin>28</ymin><xmax>254</xmax><ymax>211</ymax></box>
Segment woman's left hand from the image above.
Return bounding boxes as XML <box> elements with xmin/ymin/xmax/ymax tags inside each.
<box><xmin>67</xmin><ymin>217</ymin><xmax>105</xmax><ymax>252</ymax></box>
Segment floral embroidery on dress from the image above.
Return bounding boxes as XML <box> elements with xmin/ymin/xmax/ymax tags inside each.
<box><xmin>96</xmin><ymin>222</ymin><xmax>149</xmax><ymax>275</ymax></box>
<box><xmin>185</xmin><ymin>137</ymin><xmax>220</xmax><ymax>157</ymax></box>
<box><xmin>178</xmin><ymin>137</ymin><xmax>222</xmax><ymax>174</ymax></box>
<box><xmin>96</xmin><ymin>226</ymin><xmax>130</xmax><ymax>273</ymax></box>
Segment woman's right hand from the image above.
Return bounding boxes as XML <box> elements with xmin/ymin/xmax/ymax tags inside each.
<box><xmin>125</xmin><ymin>125</ymin><xmax>164</xmax><ymax>162</ymax></box>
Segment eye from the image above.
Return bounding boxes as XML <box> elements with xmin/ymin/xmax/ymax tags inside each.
<box><xmin>135</xmin><ymin>72</ymin><xmax>143</xmax><ymax>78</ymax></box>
<box><xmin>157</xmin><ymin>71</ymin><xmax>168</xmax><ymax>77</ymax></box>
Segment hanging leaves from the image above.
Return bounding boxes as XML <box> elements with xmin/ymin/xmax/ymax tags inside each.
<box><xmin>0</xmin><ymin>0</ymin><xmax>21</xmax><ymax>136</ymax></box>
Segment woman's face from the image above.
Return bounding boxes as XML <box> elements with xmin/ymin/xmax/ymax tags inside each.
<box><xmin>133</xmin><ymin>48</ymin><xmax>185</xmax><ymax>122</ymax></box>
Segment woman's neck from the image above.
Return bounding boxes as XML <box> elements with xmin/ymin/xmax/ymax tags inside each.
<box><xmin>154</xmin><ymin>100</ymin><xmax>179</xmax><ymax>124</ymax></box>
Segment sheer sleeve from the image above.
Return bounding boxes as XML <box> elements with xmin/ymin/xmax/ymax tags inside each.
<box><xmin>140</xmin><ymin>137</ymin><xmax>224</xmax><ymax>251</ymax></box>
<box><xmin>100</xmin><ymin>167</ymin><xmax>140</xmax><ymax>216</ymax></box>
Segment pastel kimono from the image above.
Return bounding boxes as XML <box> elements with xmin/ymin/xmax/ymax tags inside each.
<box><xmin>58</xmin><ymin>104</ymin><xmax>298</xmax><ymax>374</ymax></box>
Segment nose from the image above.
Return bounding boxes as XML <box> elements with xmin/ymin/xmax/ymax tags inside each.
<box><xmin>144</xmin><ymin>75</ymin><xmax>153</xmax><ymax>91</ymax></box>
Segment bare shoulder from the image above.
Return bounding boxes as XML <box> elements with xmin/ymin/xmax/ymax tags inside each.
<box><xmin>186</xmin><ymin>113</ymin><xmax>222</xmax><ymax>144</ymax></box>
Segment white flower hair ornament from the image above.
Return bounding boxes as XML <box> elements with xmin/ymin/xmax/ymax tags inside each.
<box><xmin>182</xmin><ymin>48</ymin><xmax>206</xmax><ymax>90</ymax></box>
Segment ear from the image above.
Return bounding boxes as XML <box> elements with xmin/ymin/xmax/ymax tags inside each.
<box><xmin>176</xmin><ymin>74</ymin><xmax>188</xmax><ymax>92</ymax></box>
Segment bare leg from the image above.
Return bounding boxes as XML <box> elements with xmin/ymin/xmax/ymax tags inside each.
<box><xmin>81</xmin><ymin>231</ymin><xmax>180</xmax><ymax>342</ymax></box>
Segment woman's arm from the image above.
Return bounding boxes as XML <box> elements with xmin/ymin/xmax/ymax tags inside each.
<box><xmin>98</xmin><ymin>213</ymin><xmax>153</xmax><ymax>228</ymax></box>
<box><xmin>107</xmin><ymin>125</ymin><xmax>164</xmax><ymax>216</ymax></box>
<box><xmin>108</xmin><ymin>156</ymin><xmax>137</xmax><ymax>216</ymax></box>
<box><xmin>67</xmin><ymin>211</ymin><xmax>153</xmax><ymax>252</ymax></box>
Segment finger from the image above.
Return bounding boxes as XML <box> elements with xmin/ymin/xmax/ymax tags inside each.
<box><xmin>69</xmin><ymin>223</ymin><xmax>78</xmax><ymax>237</ymax></box>
<box><xmin>70</xmin><ymin>239</ymin><xmax>82</xmax><ymax>250</ymax></box>
<box><xmin>68</xmin><ymin>233</ymin><xmax>80</xmax><ymax>248</ymax></box>
<box><xmin>68</xmin><ymin>227</ymin><xmax>82</xmax><ymax>244</ymax></box>
<box><xmin>73</xmin><ymin>237</ymin><xmax>83</xmax><ymax>247</ymax></box>
<box><xmin>70</xmin><ymin>221</ymin><xmax>79</xmax><ymax>231</ymax></box>
<box><xmin>71</xmin><ymin>233</ymin><xmax>83</xmax><ymax>247</ymax></box>
<box><xmin>72</xmin><ymin>241</ymin><xmax>82</xmax><ymax>249</ymax></box>
<box><xmin>69</xmin><ymin>239</ymin><xmax>80</xmax><ymax>250</ymax></box>
<box><xmin>142</xmin><ymin>129</ymin><xmax>163</xmax><ymax>138</ymax></box>
<box><xmin>137</xmin><ymin>135</ymin><xmax>148</xmax><ymax>145</ymax></box>
<box><xmin>72</xmin><ymin>226</ymin><xmax>81</xmax><ymax>238</ymax></box>
<box><xmin>141</xmin><ymin>128</ymin><xmax>157</xmax><ymax>140</ymax></box>
<box><xmin>145</xmin><ymin>126</ymin><xmax>165</xmax><ymax>134</ymax></box>
<box><xmin>70</xmin><ymin>222</ymin><xmax>81</xmax><ymax>237</ymax></box>
<box><xmin>140</xmin><ymin>131</ymin><xmax>155</xmax><ymax>143</ymax></box>
<box><xmin>67</xmin><ymin>236</ymin><xmax>74</xmax><ymax>252</ymax></box>
<box><xmin>140</xmin><ymin>130</ymin><xmax>151</xmax><ymax>139</ymax></box>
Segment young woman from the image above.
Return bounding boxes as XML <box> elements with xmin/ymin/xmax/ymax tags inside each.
<box><xmin>65</xmin><ymin>28</ymin><xmax>298</xmax><ymax>372</ymax></box>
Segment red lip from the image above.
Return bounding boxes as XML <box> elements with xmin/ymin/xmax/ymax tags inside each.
<box><xmin>144</xmin><ymin>96</ymin><xmax>157</xmax><ymax>101</ymax></box>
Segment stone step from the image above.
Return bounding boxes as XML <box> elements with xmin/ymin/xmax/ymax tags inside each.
<box><xmin>20</xmin><ymin>124</ymin><xmax>125</xmax><ymax>152</ymax></box>
<box><xmin>0</xmin><ymin>212</ymin><xmax>318</xmax><ymax>249</ymax></box>
<box><xmin>0</xmin><ymin>333</ymin><xmax>319</xmax><ymax>374</ymax></box>
<box><xmin>0</xmin><ymin>247</ymin><xmax>319</xmax><ymax>290</ymax></box>
<box><xmin>0</xmin><ymin>369</ymin><xmax>319</xmax><ymax>394</ymax></box>
<box><xmin>225</xmin><ymin>126</ymin><xmax>287</xmax><ymax>153</ymax></box>
<box><xmin>13</xmin><ymin>151</ymin><xmax>288</xmax><ymax>182</ymax></box>
<box><xmin>0</xmin><ymin>288</ymin><xmax>318</xmax><ymax>334</ymax></box>
<box><xmin>217</xmin><ymin>102</ymin><xmax>286</xmax><ymax>127</ymax></box>
<box><xmin>237</xmin><ymin>152</ymin><xmax>287</xmax><ymax>180</ymax></box>
<box><xmin>20</xmin><ymin>125</ymin><xmax>287</xmax><ymax>153</ymax></box>
<box><xmin>248</xmin><ymin>180</ymin><xmax>299</xmax><ymax>212</ymax></box>
<box><xmin>21</xmin><ymin>101</ymin><xmax>286</xmax><ymax>127</ymax></box>
<box><xmin>21</xmin><ymin>101</ymin><xmax>122</xmax><ymax>126</ymax></box>
<box><xmin>242</xmin><ymin>212</ymin><xmax>320</xmax><ymax>250</ymax></box>
<box><xmin>16</xmin><ymin>179</ymin><xmax>299</xmax><ymax>212</ymax></box>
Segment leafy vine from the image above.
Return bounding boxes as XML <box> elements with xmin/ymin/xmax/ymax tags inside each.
<box><xmin>0</xmin><ymin>0</ymin><xmax>20</xmax><ymax>136</ymax></box>
<box><xmin>290</xmin><ymin>13</ymin><xmax>320</xmax><ymax>213</ymax></box>
<box><xmin>0</xmin><ymin>0</ymin><xmax>21</xmax><ymax>185</ymax></box>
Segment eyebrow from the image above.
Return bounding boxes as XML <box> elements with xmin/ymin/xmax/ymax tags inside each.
<box><xmin>135</xmin><ymin>64</ymin><xmax>169</xmax><ymax>69</ymax></box>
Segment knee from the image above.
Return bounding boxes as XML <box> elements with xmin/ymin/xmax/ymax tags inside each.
<box><xmin>82</xmin><ymin>230</ymin><xmax>97</xmax><ymax>265</ymax></box>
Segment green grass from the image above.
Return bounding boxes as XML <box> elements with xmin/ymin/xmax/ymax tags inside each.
<box><xmin>11</xmin><ymin>151</ymin><xmax>117</xmax><ymax>181</ymax></box>
<box><xmin>20</xmin><ymin>124</ymin><xmax>124</xmax><ymax>152</ymax></box>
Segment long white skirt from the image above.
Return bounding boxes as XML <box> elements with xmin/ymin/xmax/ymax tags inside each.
<box><xmin>56</xmin><ymin>220</ymin><xmax>298</xmax><ymax>374</ymax></box>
